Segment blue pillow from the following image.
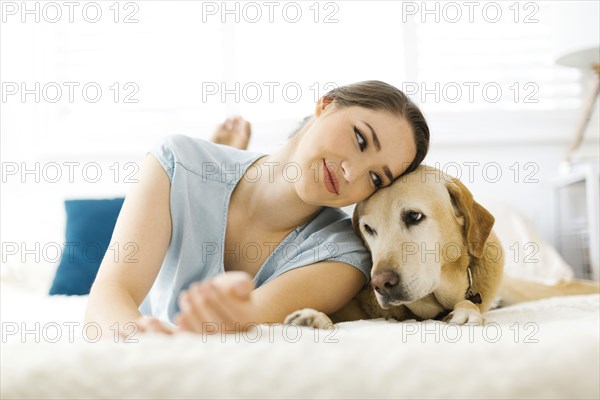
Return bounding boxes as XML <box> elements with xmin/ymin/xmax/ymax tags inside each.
<box><xmin>49</xmin><ymin>198</ymin><xmax>125</xmax><ymax>295</ymax></box>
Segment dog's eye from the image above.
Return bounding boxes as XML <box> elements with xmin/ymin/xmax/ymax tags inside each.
<box><xmin>403</xmin><ymin>211</ymin><xmax>425</xmax><ymax>226</ymax></box>
<box><xmin>363</xmin><ymin>224</ymin><xmax>376</xmax><ymax>236</ymax></box>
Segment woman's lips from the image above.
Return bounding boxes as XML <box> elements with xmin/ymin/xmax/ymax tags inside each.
<box><xmin>323</xmin><ymin>159</ymin><xmax>339</xmax><ymax>195</ymax></box>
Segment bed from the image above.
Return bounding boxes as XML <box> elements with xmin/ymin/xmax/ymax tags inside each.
<box><xmin>1</xmin><ymin>202</ymin><xmax>599</xmax><ymax>399</ymax></box>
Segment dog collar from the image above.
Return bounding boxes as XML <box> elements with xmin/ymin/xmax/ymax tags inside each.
<box><xmin>466</xmin><ymin>266</ymin><xmax>482</xmax><ymax>304</ymax></box>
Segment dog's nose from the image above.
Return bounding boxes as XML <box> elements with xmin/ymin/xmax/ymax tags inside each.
<box><xmin>371</xmin><ymin>271</ymin><xmax>399</xmax><ymax>296</ymax></box>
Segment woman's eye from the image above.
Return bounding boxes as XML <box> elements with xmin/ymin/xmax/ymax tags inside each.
<box><xmin>355</xmin><ymin>126</ymin><xmax>382</xmax><ymax>189</ymax></box>
<box><xmin>354</xmin><ymin>127</ymin><xmax>366</xmax><ymax>151</ymax></box>
<box><xmin>363</xmin><ymin>224</ymin><xmax>376</xmax><ymax>235</ymax></box>
<box><xmin>370</xmin><ymin>172</ymin><xmax>383</xmax><ymax>188</ymax></box>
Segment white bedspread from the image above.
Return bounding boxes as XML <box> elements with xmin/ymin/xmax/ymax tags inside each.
<box><xmin>1</xmin><ymin>279</ymin><xmax>598</xmax><ymax>400</ymax></box>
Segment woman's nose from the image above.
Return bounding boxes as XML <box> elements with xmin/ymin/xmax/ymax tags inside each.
<box><xmin>340</xmin><ymin>160</ymin><xmax>364</xmax><ymax>183</ymax></box>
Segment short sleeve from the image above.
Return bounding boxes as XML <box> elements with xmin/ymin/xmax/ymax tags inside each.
<box><xmin>309</xmin><ymin>218</ymin><xmax>373</xmax><ymax>284</ymax></box>
<box><xmin>146</xmin><ymin>135</ymin><xmax>181</xmax><ymax>182</ymax></box>
<box><xmin>146</xmin><ymin>134</ymin><xmax>264</xmax><ymax>185</ymax></box>
<box><xmin>255</xmin><ymin>207</ymin><xmax>373</xmax><ymax>287</ymax></box>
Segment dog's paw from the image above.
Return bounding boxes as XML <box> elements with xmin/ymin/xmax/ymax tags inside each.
<box><xmin>284</xmin><ymin>308</ymin><xmax>334</xmax><ymax>330</ymax></box>
<box><xmin>443</xmin><ymin>309</ymin><xmax>485</xmax><ymax>325</ymax></box>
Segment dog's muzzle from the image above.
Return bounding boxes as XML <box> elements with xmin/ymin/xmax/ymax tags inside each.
<box><xmin>371</xmin><ymin>270</ymin><xmax>399</xmax><ymax>296</ymax></box>
<box><xmin>372</xmin><ymin>270</ymin><xmax>420</xmax><ymax>307</ymax></box>
<box><xmin>371</xmin><ymin>270</ymin><xmax>404</xmax><ymax>308</ymax></box>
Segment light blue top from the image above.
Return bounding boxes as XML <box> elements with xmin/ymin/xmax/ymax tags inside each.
<box><xmin>138</xmin><ymin>134</ymin><xmax>372</xmax><ymax>324</ymax></box>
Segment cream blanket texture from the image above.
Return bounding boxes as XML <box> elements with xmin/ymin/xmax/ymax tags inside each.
<box><xmin>1</xmin><ymin>279</ymin><xmax>598</xmax><ymax>399</ymax></box>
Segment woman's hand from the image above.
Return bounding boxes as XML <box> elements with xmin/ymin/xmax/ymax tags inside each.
<box><xmin>175</xmin><ymin>271</ymin><xmax>258</xmax><ymax>334</ymax></box>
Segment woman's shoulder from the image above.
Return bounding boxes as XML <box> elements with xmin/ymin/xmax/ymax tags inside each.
<box><xmin>148</xmin><ymin>134</ymin><xmax>266</xmax><ymax>182</ymax></box>
<box><xmin>154</xmin><ymin>134</ymin><xmax>262</xmax><ymax>163</ymax></box>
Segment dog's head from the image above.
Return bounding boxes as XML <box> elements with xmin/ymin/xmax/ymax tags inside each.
<box><xmin>352</xmin><ymin>165</ymin><xmax>495</xmax><ymax>308</ymax></box>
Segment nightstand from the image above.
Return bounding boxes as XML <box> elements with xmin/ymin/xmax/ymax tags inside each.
<box><xmin>554</xmin><ymin>162</ymin><xmax>600</xmax><ymax>281</ymax></box>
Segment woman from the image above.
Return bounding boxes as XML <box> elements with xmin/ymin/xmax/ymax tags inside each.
<box><xmin>84</xmin><ymin>81</ymin><xmax>430</xmax><ymax>336</ymax></box>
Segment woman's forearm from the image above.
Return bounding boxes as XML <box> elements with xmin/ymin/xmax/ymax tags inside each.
<box><xmin>84</xmin><ymin>282</ymin><xmax>143</xmax><ymax>338</ymax></box>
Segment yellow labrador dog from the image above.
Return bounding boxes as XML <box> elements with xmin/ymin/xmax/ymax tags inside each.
<box><xmin>285</xmin><ymin>165</ymin><xmax>599</xmax><ymax>328</ymax></box>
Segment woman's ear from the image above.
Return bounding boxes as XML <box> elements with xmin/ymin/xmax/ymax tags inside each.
<box><xmin>315</xmin><ymin>96</ymin><xmax>335</xmax><ymax>117</ymax></box>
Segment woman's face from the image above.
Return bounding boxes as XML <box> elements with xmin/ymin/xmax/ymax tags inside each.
<box><xmin>292</xmin><ymin>98</ymin><xmax>418</xmax><ymax>208</ymax></box>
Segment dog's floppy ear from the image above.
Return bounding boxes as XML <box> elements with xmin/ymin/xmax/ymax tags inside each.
<box><xmin>445</xmin><ymin>178</ymin><xmax>495</xmax><ymax>259</ymax></box>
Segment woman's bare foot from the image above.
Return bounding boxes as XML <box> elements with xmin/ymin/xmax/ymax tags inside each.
<box><xmin>211</xmin><ymin>116</ymin><xmax>252</xmax><ymax>150</ymax></box>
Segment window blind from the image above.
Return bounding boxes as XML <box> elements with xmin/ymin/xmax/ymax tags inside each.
<box><xmin>408</xmin><ymin>1</ymin><xmax>594</xmax><ymax>112</ymax></box>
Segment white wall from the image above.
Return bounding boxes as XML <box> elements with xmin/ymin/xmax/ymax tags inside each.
<box><xmin>2</xmin><ymin>0</ymin><xmax>599</xmax><ymax>274</ymax></box>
